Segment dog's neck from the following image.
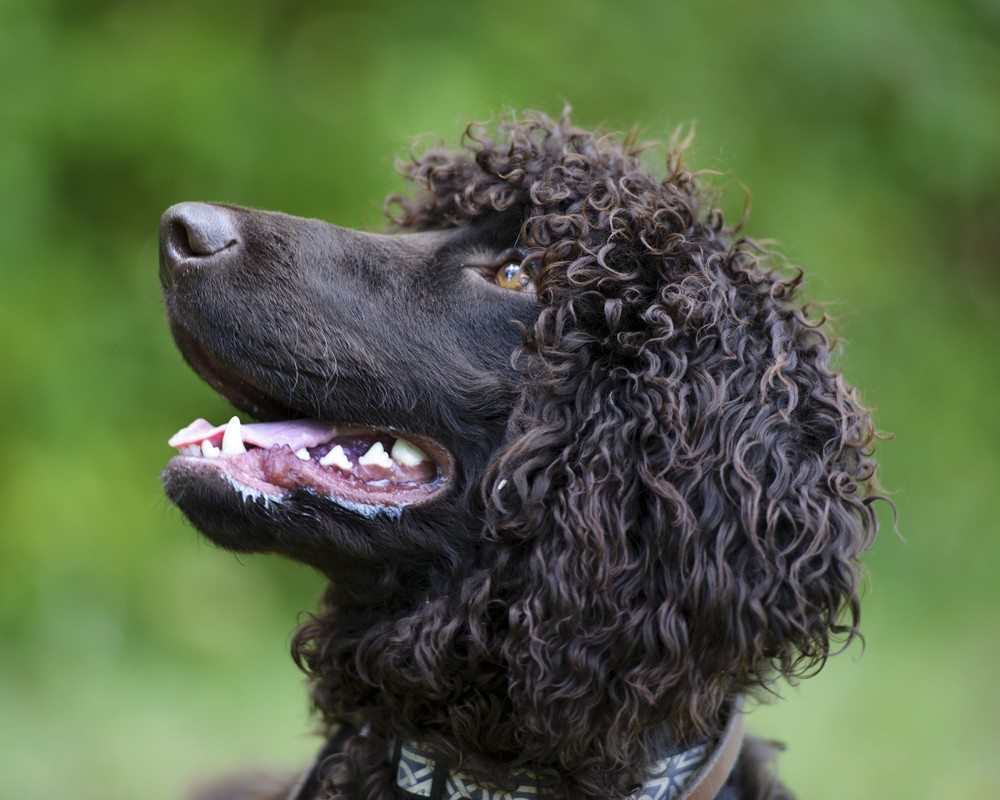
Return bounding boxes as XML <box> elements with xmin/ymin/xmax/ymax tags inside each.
<box><xmin>295</xmin><ymin>572</ymin><xmax>735</xmax><ymax>799</ymax></box>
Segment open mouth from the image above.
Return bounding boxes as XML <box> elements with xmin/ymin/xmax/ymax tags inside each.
<box><xmin>168</xmin><ymin>416</ymin><xmax>452</xmax><ymax>515</ymax></box>
<box><xmin>164</xmin><ymin>328</ymin><xmax>452</xmax><ymax>516</ymax></box>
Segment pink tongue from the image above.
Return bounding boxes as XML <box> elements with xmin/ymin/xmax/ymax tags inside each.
<box><xmin>168</xmin><ymin>418</ymin><xmax>338</xmax><ymax>451</ymax></box>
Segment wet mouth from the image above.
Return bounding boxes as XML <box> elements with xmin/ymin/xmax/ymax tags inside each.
<box><xmin>163</xmin><ymin>322</ymin><xmax>453</xmax><ymax>516</ymax></box>
<box><xmin>167</xmin><ymin>416</ymin><xmax>452</xmax><ymax>516</ymax></box>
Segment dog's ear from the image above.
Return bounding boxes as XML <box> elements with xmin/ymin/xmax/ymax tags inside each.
<box><xmin>481</xmin><ymin>167</ymin><xmax>881</xmax><ymax>776</ymax></box>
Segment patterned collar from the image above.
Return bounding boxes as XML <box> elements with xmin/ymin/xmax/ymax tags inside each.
<box><xmin>288</xmin><ymin>712</ymin><xmax>739</xmax><ymax>800</ymax></box>
<box><xmin>391</xmin><ymin>737</ymin><xmax>711</xmax><ymax>800</ymax></box>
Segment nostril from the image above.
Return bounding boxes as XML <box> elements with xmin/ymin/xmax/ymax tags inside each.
<box><xmin>168</xmin><ymin>218</ymin><xmax>198</xmax><ymax>259</ymax></box>
<box><xmin>160</xmin><ymin>202</ymin><xmax>238</xmax><ymax>271</ymax></box>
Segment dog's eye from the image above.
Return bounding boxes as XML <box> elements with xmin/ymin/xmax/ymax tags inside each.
<box><xmin>495</xmin><ymin>262</ymin><xmax>528</xmax><ymax>291</ymax></box>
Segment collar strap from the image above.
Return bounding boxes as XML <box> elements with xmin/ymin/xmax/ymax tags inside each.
<box><xmin>291</xmin><ymin>699</ymin><xmax>743</xmax><ymax>800</ymax></box>
<box><xmin>392</xmin><ymin>700</ymin><xmax>743</xmax><ymax>800</ymax></box>
<box><xmin>392</xmin><ymin>740</ymin><xmax>711</xmax><ymax>800</ymax></box>
<box><xmin>674</xmin><ymin>699</ymin><xmax>743</xmax><ymax>800</ymax></box>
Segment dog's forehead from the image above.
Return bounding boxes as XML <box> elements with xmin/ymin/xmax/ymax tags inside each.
<box><xmin>391</xmin><ymin>211</ymin><xmax>523</xmax><ymax>254</ymax></box>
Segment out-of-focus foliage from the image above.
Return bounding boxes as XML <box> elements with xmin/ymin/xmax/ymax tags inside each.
<box><xmin>0</xmin><ymin>0</ymin><xmax>996</xmax><ymax>797</ymax></box>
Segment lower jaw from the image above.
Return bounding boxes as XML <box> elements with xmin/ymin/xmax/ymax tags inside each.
<box><xmin>168</xmin><ymin>447</ymin><xmax>449</xmax><ymax>518</ymax></box>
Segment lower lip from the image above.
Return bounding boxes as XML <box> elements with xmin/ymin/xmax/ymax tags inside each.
<box><xmin>169</xmin><ymin>445</ymin><xmax>449</xmax><ymax>512</ymax></box>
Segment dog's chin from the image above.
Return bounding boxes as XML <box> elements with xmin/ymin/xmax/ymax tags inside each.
<box><xmin>162</xmin><ymin>462</ymin><xmax>286</xmax><ymax>554</ymax></box>
<box><xmin>161</xmin><ymin>456</ymin><xmax>455</xmax><ymax>565</ymax></box>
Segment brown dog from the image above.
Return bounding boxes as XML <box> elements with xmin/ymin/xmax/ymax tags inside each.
<box><xmin>160</xmin><ymin>111</ymin><xmax>880</xmax><ymax>800</ymax></box>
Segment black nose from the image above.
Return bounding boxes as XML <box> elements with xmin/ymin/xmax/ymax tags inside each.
<box><xmin>159</xmin><ymin>202</ymin><xmax>238</xmax><ymax>284</ymax></box>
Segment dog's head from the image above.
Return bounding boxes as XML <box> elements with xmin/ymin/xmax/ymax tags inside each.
<box><xmin>160</xmin><ymin>111</ymin><xmax>880</xmax><ymax>784</ymax></box>
<box><xmin>160</xmin><ymin>179</ymin><xmax>540</xmax><ymax>572</ymax></box>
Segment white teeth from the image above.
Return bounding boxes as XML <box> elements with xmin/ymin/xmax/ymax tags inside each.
<box><xmin>319</xmin><ymin>444</ymin><xmax>352</xmax><ymax>472</ymax></box>
<box><xmin>180</xmin><ymin>445</ymin><xmax>201</xmax><ymax>456</ymax></box>
<box><xmin>201</xmin><ymin>440</ymin><xmax>220</xmax><ymax>458</ymax></box>
<box><xmin>358</xmin><ymin>441</ymin><xmax>393</xmax><ymax>470</ymax></box>
<box><xmin>390</xmin><ymin>438</ymin><xmax>430</xmax><ymax>467</ymax></box>
<box><xmin>221</xmin><ymin>416</ymin><xmax>246</xmax><ymax>455</ymax></box>
<box><xmin>294</xmin><ymin>448</ymin><xmax>311</xmax><ymax>461</ymax></box>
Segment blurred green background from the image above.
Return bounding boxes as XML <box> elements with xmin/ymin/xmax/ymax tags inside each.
<box><xmin>1</xmin><ymin>0</ymin><xmax>997</xmax><ymax>797</ymax></box>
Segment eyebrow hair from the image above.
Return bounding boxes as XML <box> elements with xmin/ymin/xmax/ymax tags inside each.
<box><xmin>433</xmin><ymin>209</ymin><xmax>524</xmax><ymax>263</ymax></box>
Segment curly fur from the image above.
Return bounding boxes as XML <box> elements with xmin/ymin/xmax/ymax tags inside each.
<box><xmin>286</xmin><ymin>110</ymin><xmax>881</xmax><ymax>800</ymax></box>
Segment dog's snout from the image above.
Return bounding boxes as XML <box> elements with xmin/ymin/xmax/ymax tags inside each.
<box><xmin>159</xmin><ymin>202</ymin><xmax>238</xmax><ymax>283</ymax></box>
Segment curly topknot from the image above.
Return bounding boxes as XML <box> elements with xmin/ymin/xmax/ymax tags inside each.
<box><xmin>296</xmin><ymin>109</ymin><xmax>881</xmax><ymax>800</ymax></box>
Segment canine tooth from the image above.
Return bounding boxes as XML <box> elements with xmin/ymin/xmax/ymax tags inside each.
<box><xmin>201</xmin><ymin>440</ymin><xmax>220</xmax><ymax>458</ymax></box>
<box><xmin>358</xmin><ymin>441</ymin><xmax>392</xmax><ymax>470</ymax></box>
<box><xmin>221</xmin><ymin>416</ymin><xmax>246</xmax><ymax>455</ymax></box>
<box><xmin>294</xmin><ymin>448</ymin><xmax>311</xmax><ymax>461</ymax></box>
<box><xmin>319</xmin><ymin>445</ymin><xmax>352</xmax><ymax>471</ymax></box>
<box><xmin>390</xmin><ymin>438</ymin><xmax>430</xmax><ymax>467</ymax></box>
